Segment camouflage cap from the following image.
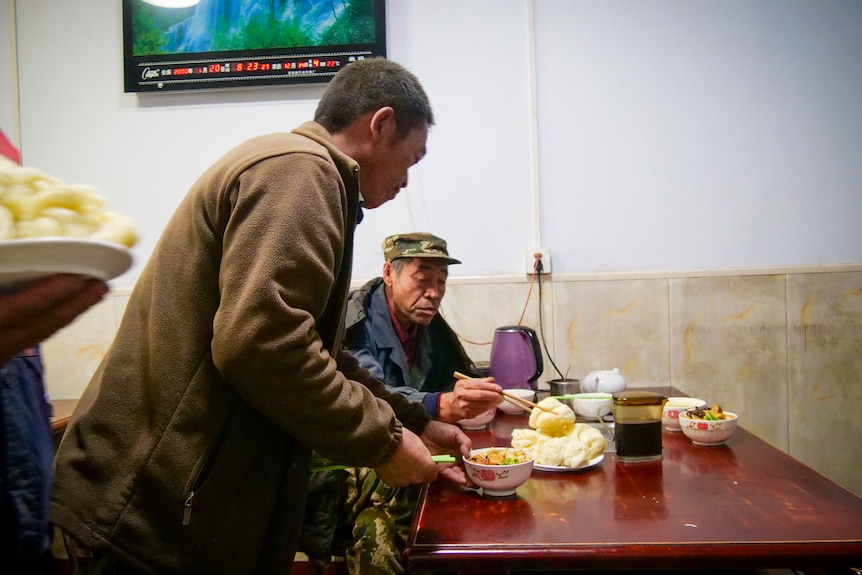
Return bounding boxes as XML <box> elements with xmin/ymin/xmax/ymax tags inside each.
<box><xmin>382</xmin><ymin>232</ymin><xmax>461</xmax><ymax>265</ymax></box>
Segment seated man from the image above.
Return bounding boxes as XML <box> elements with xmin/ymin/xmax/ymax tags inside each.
<box><xmin>301</xmin><ymin>232</ymin><xmax>502</xmax><ymax>575</ymax></box>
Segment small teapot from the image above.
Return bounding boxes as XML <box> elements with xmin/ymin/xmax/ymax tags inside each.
<box><xmin>581</xmin><ymin>368</ymin><xmax>626</xmax><ymax>394</ymax></box>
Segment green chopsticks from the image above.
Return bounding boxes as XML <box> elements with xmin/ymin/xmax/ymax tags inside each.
<box><xmin>431</xmin><ymin>454</ymin><xmax>457</xmax><ymax>463</ymax></box>
<box><xmin>311</xmin><ymin>454</ymin><xmax>456</xmax><ymax>472</ymax></box>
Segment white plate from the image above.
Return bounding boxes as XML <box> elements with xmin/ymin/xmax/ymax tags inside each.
<box><xmin>533</xmin><ymin>453</ymin><xmax>604</xmax><ymax>473</ymax></box>
<box><xmin>0</xmin><ymin>238</ymin><xmax>132</xmax><ymax>289</ymax></box>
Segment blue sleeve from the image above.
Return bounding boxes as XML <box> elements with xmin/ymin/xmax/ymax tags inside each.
<box><xmin>422</xmin><ymin>392</ymin><xmax>441</xmax><ymax>419</ymax></box>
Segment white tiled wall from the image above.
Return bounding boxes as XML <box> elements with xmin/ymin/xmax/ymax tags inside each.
<box><xmin>42</xmin><ymin>267</ymin><xmax>862</xmax><ymax>498</ymax></box>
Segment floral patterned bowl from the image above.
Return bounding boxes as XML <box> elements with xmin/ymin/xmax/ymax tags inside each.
<box><xmin>662</xmin><ymin>397</ymin><xmax>707</xmax><ymax>431</ymax></box>
<box><xmin>678</xmin><ymin>410</ymin><xmax>739</xmax><ymax>446</ymax></box>
<box><xmin>463</xmin><ymin>447</ymin><xmax>534</xmax><ymax>496</ymax></box>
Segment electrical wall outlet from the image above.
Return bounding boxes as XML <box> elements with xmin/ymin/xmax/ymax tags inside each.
<box><xmin>525</xmin><ymin>248</ymin><xmax>551</xmax><ymax>275</ymax></box>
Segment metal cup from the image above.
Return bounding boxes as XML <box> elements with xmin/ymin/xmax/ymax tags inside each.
<box><xmin>548</xmin><ymin>378</ymin><xmax>580</xmax><ymax>411</ymax></box>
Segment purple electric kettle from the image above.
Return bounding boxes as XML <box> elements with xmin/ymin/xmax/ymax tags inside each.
<box><xmin>489</xmin><ymin>325</ymin><xmax>544</xmax><ymax>390</ymax></box>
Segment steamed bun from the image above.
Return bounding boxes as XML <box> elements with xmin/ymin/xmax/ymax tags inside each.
<box><xmin>560</xmin><ymin>436</ymin><xmax>588</xmax><ymax>468</ymax></box>
<box><xmin>511</xmin><ymin>428</ymin><xmax>547</xmax><ymax>451</ymax></box>
<box><xmin>531</xmin><ymin>434</ymin><xmax>589</xmax><ymax>467</ymax></box>
<box><xmin>533</xmin><ymin>436</ymin><xmax>569</xmax><ymax>466</ymax></box>
<box><xmin>0</xmin><ymin>157</ymin><xmax>137</xmax><ymax>247</ymax></box>
<box><xmin>512</xmin><ymin>406</ymin><xmax>608</xmax><ymax>468</ymax></box>
<box><xmin>576</xmin><ymin>424</ymin><xmax>607</xmax><ymax>459</ymax></box>
<box><xmin>528</xmin><ymin>397</ymin><xmax>575</xmax><ymax>436</ymax></box>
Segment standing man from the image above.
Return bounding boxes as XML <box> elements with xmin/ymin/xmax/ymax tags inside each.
<box><xmin>51</xmin><ymin>58</ymin><xmax>471</xmax><ymax>575</ymax></box>
<box><xmin>302</xmin><ymin>232</ymin><xmax>502</xmax><ymax>575</ymax></box>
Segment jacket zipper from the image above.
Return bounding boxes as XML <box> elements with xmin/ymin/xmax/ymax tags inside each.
<box><xmin>179</xmin><ymin>401</ymin><xmax>236</xmax><ymax>527</ymax></box>
<box><xmin>183</xmin><ymin>491</ymin><xmax>195</xmax><ymax>526</ymax></box>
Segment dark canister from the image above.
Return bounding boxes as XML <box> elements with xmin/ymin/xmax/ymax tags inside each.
<box><xmin>600</xmin><ymin>390</ymin><xmax>667</xmax><ymax>462</ymax></box>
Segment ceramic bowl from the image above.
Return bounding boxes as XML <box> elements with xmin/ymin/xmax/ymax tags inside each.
<box><xmin>678</xmin><ymin>410</ymin><xmax>739</xmax><ymax>446</ymax></box>
<box><xmin>573</xmin><ymin>393</ymin><xmax>613</xmax><ymax>420</ymax></box>
<box><xmin>662</xmin><ymin>397</ymin><xmax>707</xmax><ymax>431</ymax></box>
<box><xmin>457</xmin><ymin>408</ymin><xmax>497</xmax><ymax>430</ymax></box>
<box><xmin>463</xmin><ymin>447</ymin><xmax>534</xmax><ymax>496</ymax></box>
<box><xmin>498</xmin><ymin>388</ymin><xmax>536</xmax><ymax>415</ymax></box>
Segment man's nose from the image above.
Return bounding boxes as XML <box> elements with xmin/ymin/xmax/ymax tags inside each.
<box><xmin>424</xmin><ymin>286</ymin><xmax>440</xmax><ymax>301</ymax></box>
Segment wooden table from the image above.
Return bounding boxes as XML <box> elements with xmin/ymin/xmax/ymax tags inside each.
<box><xmin>405</xmin><ymin>388</ymin><xmax>862</xmax><ymax>573</ymax></box>
<box><xmin>50</xmin><ymin>398</ymin><xmax>78</xmax><ymax>453</ymax></box>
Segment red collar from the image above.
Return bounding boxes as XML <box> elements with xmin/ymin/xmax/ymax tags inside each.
<box><xmin>386</xmin><ymin>295</ymin><xmax>418</xmax><ymax>366</ymax></box>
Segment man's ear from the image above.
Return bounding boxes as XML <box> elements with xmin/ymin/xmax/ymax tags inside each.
<box><xmin>369</xmin><ymin>107</ymin><xmax>396</xmax><ymax>142</ymax></box>
<box><xmin>382</xmin><ymin>261</ymin><xmax>394</xmax><ymax>285</ymax></box>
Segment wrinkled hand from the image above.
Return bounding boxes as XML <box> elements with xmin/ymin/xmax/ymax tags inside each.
<box><xmin>374</xmin><ymin>427</ymin><xmax>437</xmax><ymax>488</ymax></box>
<box><xmin>438</xmin><ymin>377</ymin><xmax>503</xmax><ymax>423</ymax></box>
<box><xmin>420</xmin><ymin>420</ymin><xmax>473</xmax><ymax>485</ymax></box>
<box><xmin>0</xmin><ymin>274</ymin><xmax>108</xmax><ymax>365</ymax></box>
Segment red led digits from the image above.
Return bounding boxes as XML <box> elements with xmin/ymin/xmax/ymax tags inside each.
<box><xmin>152</xmin><ymin>56</ymin><xmax>339</xmax><ymax>85</ymax></box>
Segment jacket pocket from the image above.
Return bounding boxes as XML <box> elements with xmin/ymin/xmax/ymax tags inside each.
<box><xmin>181</xmin><ymin>401</ymin><xmax>236</xmax><ymax>526</ymax></box>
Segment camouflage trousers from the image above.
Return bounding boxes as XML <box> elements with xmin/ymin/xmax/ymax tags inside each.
<box><xmin>342</xmin><ymin>467</ymin><xmax>421</xmax><ymax>575</ymax></box>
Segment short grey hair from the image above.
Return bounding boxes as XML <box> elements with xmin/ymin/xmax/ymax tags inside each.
<box><xmin>314</xmin><ymin>58</ymin><xmax>434</xmax><ymax>138</ymax></box>
<box><xmin>390</xmin><ymin>258</ymin><xmax>408</xmax><ymax>274</ymax></box>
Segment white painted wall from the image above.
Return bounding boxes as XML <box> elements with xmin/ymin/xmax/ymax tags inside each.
<box><xmin>5</xmin><ymin>0</ymin><xmax>862</xmax><ymax>289</ymax></box>
<box><xmin>536</xmin><ymin>0</ymin><xmax>862</xmax><ymax>272</ymax></box>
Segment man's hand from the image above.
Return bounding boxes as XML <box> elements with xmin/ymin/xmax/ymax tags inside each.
<box><xmin>419</xmin><ymin>420</ymin><xmax>472</xmax><ymax>485</ymax></box>
<box><xmin>374</xmin><ymin>427</ymin><xmax>437</xmax><ymax>487</ymax></box>
<box><xmin>437</xmin><ymin>377</ymin><xmax>503</xmax><ymax>423</ymax></box>
<box><xmin>0</xmin><ymin>274</ymin><xmax>108</xmax><ymax>365</ymax></box>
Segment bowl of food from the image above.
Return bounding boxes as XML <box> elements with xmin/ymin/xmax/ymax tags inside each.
<box><xmin>662</xmin><ymin>397</ymin><xmax>707</xmax><ymax>431</ymax></box>
<box><xmin>457</xmin><ymin>408</ymin><xmax>497</xmax><ymax>430</ymax></box>
<box><xmin>498</xmin><ymin>388</ymin><xmax>536</xmax><ymax>415</ymax></box>
<box><xmin>678</xmin><ymin>405</ymin><xmax>738</xmax><ymax>446</ymax></box>
<box><xmin>463</xmin><ymin>447</ymin><xmax>534</xmax><ymax>496</ymax></box>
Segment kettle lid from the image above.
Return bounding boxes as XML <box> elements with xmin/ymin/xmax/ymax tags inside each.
<box><xmin>496</xmin><ymin>325</ymin><xmax>527</xmax><ymax>332</ymax></box>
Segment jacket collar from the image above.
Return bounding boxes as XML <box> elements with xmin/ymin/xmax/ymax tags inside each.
<box><xmin>291</xmin><ymin>121</ymin><xmax>363</xmax><ymax>225</ymax></box>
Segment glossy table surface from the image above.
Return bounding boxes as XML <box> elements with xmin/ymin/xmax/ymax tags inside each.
<box><xmin>405</xmin><ymin>387</ymin><xmax>862</xmax><ymax>572</ymax></box>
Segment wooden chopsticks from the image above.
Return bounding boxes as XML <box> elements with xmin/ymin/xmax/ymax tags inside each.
<box><xmin>453</xmin><ymin>371</ymin><xmax>555</xmax><ymax>413</ymax></box>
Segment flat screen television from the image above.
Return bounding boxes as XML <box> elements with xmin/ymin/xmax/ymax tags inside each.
<box><xmin>122</xmin><ymin>0</ymin><xmax>386</xmax><ymax>93</ymax></box>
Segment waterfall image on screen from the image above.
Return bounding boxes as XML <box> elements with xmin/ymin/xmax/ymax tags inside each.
<box><xmin>123</xmin><ymin>0</ymin><xmax>386</xmax><ymax>92</ymax></box>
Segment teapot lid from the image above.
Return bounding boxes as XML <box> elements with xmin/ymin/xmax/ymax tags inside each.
<box><xmin>611</xmin><ymin>390</ymin><xmax>666</xmax><ymax>406</ymax></box>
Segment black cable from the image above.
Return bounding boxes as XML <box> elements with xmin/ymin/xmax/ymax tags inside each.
<box><xmin>535</xmin><ymin>258</ymin><xmax>564</xmax><ymax>379</ymax></box>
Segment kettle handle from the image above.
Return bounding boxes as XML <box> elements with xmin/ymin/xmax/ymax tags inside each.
<box><xmin>523</xmin><ymin>327</ymin><xmax>544</xmax><ymax>383</ymax></box>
